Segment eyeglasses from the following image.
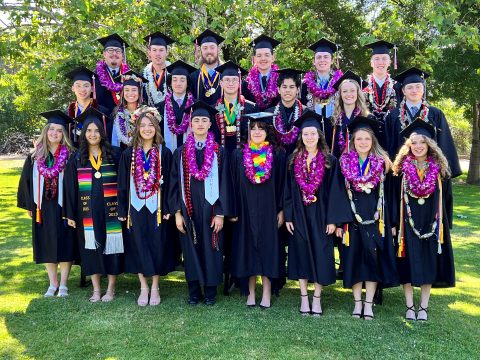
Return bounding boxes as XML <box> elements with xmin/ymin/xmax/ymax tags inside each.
<box><xmin>221</xmin><ymin>78</ymin><xmax>240</xmax><ymax>84</ymax></box>
<box><xmin>105</xmin><ymin>48</ymin><xmax>123</xmax><ymax>55</ymax></box>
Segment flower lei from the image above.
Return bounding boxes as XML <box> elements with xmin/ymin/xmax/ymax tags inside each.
<box><xmin>184</xmin><ymin>132</ymin><xmax>218</xmax><ymax>181</ymax></box>
<box><xmin>294</xmin><ymin>150</ymin><xmax>325</xmax><ymax>205</ymax></box>
<box><xmin>165</xmin><ymin>91</ymin><xmax>194</xmax><ymax>135</ymax></box>
<box><xmin>340</xmin><ymin>150</ymin><xmax>384</xmax><ymax>193</ymax></box>
<box><xmin>402</xmin><ymin>155</ymin><xmax>440</xmax><ymax>198</ymax></box>
<box><xmin>96</xmin><ymin>60</ymin><xmax>129</xmax><ymax>93</ymax></box>
<box><xmin>398</xmin><ymin>98</ymin><xmax>430</xmax><ymax>130</ymax></box>
<box><xmin>132</xmin><ymin>146</ymin><xmax>161</xmax><ymax>199</ymax></box>
<box><xmin>114</xmin><ymin>107</ymin><xmax>135</xmax><ymax>146</ymax></box>
<box><xmin>246</xmin><ymin>63</ymin><xmax>279</xmax><ymax>110</ymax></box>
<box><xmin>36</xmin><ymin>145</ymin><xmax>69</xmax><ymax>201</ymax></box>
<box><xmin>215</xmin><ymin>96</ymin><xmax>245</xmax><ymax>148</ymax></box>
<box><xmin>273</xmin><ymin>100</ymin><xmax>302</xmax><ymax>145</ymax></box>
<box><xmin>304</xmin><ymin>69</ymin><xmax>343</xmax><ymax>99</ymax></box>
<box><xmin>143</xmin><ymin>63</ymin><xmax>167</xmax><ymax>105</ymax></box>
<box><xmin>243</xmin><ymin>141</ymin><xmax>273</xmax><ymax>184</ymax></box>
<box><xmin>364</xmin><ymin>74</ymin><xmax>396</xmax><ymax>115</ymax></box>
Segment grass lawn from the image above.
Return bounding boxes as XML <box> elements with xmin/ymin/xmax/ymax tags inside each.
<box><xmin>1</xmin><ymin>158</ymin><xmax>479</xmax><ymax>360</ymax></box>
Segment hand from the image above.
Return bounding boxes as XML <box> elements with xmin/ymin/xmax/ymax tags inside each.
<box><xmin>28</xmin><ymin>210</ymin><xmax>32</xmax><ymax>218</ymax></box>
<box><xmin>335</xmin><ymin>227</ymin><xmax>343</xmax><ymax>237</ymax></box>
<box><xmin>392</xmin><ymin>227</ymin><xmax>397</xmax><ymax>237</ymax></box>
<box><xmin>118</xmin><ymin>217</ymin><xmax>127</xmax><ymax>221</ymax></box>
<box><xmin>286</xmin><ymin>222</ymin><xmax>294</xmax><ymax>235</ymax></box>
<box><xmin>163</xmin><ymin>213</ymin><xmax>171</xmax><ymax>220</ymax></box>
<box><xmin>229</xmin><ymin>217</ymin><xmax>239</xmax><ymax>222</ymax></box>
<box><xmin>277</xmin><ymin>210</ymin><xmax>285</xmax><ymax>228</ymax></box>
<box><xmin>67</xmin><ymin>218</ymin><xmax>76</xmax><ymax>228</ymax></box>
<box><xmin>326</xmin><ymin>224</ymin><xmax>336</xmax><ymax>235</ymax></box>
<box><xmin>210</xmin><ymin>215</ymin><xmax>224</xmax><ymax>233</ymax></box>
<box><xmin>175</xmin><ymin>212</ymin><xmax>186</xmax><ymax>234</ymax></box>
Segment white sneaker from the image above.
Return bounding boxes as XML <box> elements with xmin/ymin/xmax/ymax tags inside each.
<box><xmin>57</xmin><ymin>285</ymin><xmax>69</xmax><ymax>297</ymax></box>
<box><xmin>44</xmin><ymin>286</ymin><xmax>57</xmax><ymax>297</ymax></box>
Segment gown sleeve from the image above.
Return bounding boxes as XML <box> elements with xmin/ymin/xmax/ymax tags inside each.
<box><xmin>214</xmin><ymin>147</ymin><xmax>234</xmax><ymax>217</ymax></box>
<box><xmin>117</xmin><ymin>148</ymin><xmax>131</xmax><ymax>218</ymax></box>
<box><xmin>435</xmin><ymin>109</ymin><xmax>462</xmax><ymax>178</ymax></box>
<box><xmin>17</xmin><ymin>156</ymin><xmax>33</xmax><ymax>211</ymax></box>
<box><xmin>326</xmin><ymin>155</ymin><xmax>353</xmax><ymax>225</ymax></box>
<box><xmin>230</xmin><ymin>149</ymin><xmax>241</xmax><ymax>218</ymax></box>
<box><xmin>283</xmin><ymin>157</ymin><xmax>294</xmax><ymax>223</ymax></box>
<box><xmin>167</xmin><ymin>147</ymin><xmax>182</xmax><ymax>214</ymax></box>
<box><xmin>275</xmin><ymin>149</ymin><xmax>286</xmax><ymax>213</ymax></box>
<box><xmin>63</xmin><ymin>154</ymin><xmax>79</xmax><ymax>221</ymax></box>
<box><xmin>443</xmin><ymin>177</ymin><xmax>454</xmax><ymax>230</ymax></box>
<box><xmin>161</xmin><ymin>146</ymin><xmax>173</xmax><ymax>215</ymax></box>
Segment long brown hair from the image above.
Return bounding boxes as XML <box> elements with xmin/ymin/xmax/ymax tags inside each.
<box><xmin>131</xmin><ymin>108</ymin><xmax>164</xmax><ymax>148</ymax></box>
<box><xmin>288</xmin><ymin>128</ymin><xmax>330</xmax><ymax>169</ymax></box>
<box><xmin>332</xmin><ymin>79</ymin><xmax>370</xmax><ymax>123</ymax></box>
<box><xmin>392</xmin><ymin>133</ymin><xmax>451</xmax><ymax>178</ymax></box>
<box><xmin>348</xmin><ymin>127</ymin><xmax>392</xmax><ymax>173</ymax></box>
<box><xmin>32</xmin><ymin>123</ymin><xmax>75</xmax><ymax>162</ymax></box>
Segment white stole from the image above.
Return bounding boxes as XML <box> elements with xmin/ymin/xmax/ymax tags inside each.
<box><xmin>163</xmin><ymin>106</ymin><xmax>189</xmax><ymax>152</ymax></box>
<box><xmin>32</xmin><ymin>161</ymin><xmax>63</xmax><ymax>208</ymax></box>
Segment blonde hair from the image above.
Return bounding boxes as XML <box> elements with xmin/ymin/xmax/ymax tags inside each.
<box><xmin>131</xmin><ymin>107</ymin><xmax>164</xmax><ymax>148</ymax></box>
<box><xmin>349</xmin><ymin>127</ymin><xmax>392</xmax><ymax>173</ymax></box>
<box><xmin>392</xmin><ymin>133</ymin><xmax>451</xmax><ymax>178</ymax></box>
<box><xmin>332</xmin><ymin>80</ymin><xmax>370</xmax><ymax>124</ymax></box>
<box><xmin>32</xmin><ymin>123</ymin><xmax>75</xmax><ymax>161</ymax></box>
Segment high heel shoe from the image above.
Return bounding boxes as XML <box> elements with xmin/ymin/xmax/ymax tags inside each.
<box><xmin>417</xmin><ymin>306</ymin><xmax>428</xmax><ymax>321</ymax></box>
<box><xmin>299</xmin><ymin>294</ymin><xmax>310</xmax><ymax>316</ymax></box>
<box><xmin>311</xmin><ymin>295</ymin><xmax>322</xmax><ymax>316</ymax></box>
<box><xmin>352</xmin><ymin>299</ymin><xmax>362</xmax><ymax>318</ymax></box>
<box><xmin>405</xmin><ymin>304</ymin><xmax>416</xmax><ymax>321</ymax></box>
<box><xmin>363</xmin><ymin>301</ymin><xmax>374</xmax><ymax>320</ymax></box>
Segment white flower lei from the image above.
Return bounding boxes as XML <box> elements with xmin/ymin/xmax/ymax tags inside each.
<box><xmin>114</xmin><ymin>108</ymin><xmax>134</xmax><ymax>146</ymax></box>
<box><xmin>143</xmin><ymin>62</ymin><xmax>168</xmax><ymax>106</ymax></box>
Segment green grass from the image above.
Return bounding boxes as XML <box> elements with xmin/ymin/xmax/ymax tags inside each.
<box><xmin>1</xmin><ymin>159</ymin><xmax>479</xmax><ymax>360</ymax></box>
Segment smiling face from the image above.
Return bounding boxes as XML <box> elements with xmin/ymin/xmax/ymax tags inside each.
<box><xmin>353</xmin><ymin>129</ymin><xmax>373</xmax><ymax>157</ymax></box>
<box><xmin>103</xmin><ymin>47</ymin><xmax>123</xmax><ymax>68</ymax></box>
<box><xmin>47</xmin><ymin>123</ymin><xmax>64</xmax><ymax>145</ymax></box>
<box><xmin>85</xmin><ymin>122</ymin><xmax>101</xmax><ymax>147</ymax></box>
<box><xmin>250</xmin><ymin>123</ymin><xmax>267</xmax><ymax>145</ymax></box>
<box><xmin>278</xmin><ymin>78</ymin><xmax>298</xmax><ymax>104</ymax></box>
<box><xmin>191</xmin><ymin>116</ymin><xmax>211</xmax><ymax>137</ymax></box>
<box><xmin>254</xmin><ymin>48</ymin><xmax>275</xmax><ymax>73</ymax></box>
<box><xmin>148</xmin><ymin>45</ymin><xmax>168</xmax><ymax>67</ymax></box>
<box><xmin>220</xmin><ymin>75</ymin><xmax>240</xmax><ymax>96</ymax></box>
<box><xmin>410</xmin><ymin>133</ymin><xmax>428</xmax><ymax>160</ymax></box>
<box><xmin>200</xmin><ymin>42</ymin><xmax>219</xmax><ymax>66</ymax></box>
<box><xmin>123</xmin><ymin>85</ymin><xmax>139</xmax><ymax>104</ymax></box>
<box><xmin>340</xmin><ymin>80</ymin><xmax>358</xmax><ymax>106</ymax></box>
<box><xmin>314</xmin><ymin>52</ymin><xmax>333</xmax><ymax>74</ymax></box>
<box><xmin>72</xmin><ymin>80</ymin><xmax>92</xmax><ymax>102</ymax></box>
<box><xmin>370</xmin><ymin>54</ymin><xmax>391</xmax><ymax>78</ymax></box>
<box><xmin>301</xmin><ymin>126</ymin><xmax>319</xmax><ymax>149</ymax></box>
<box><xmin>139</xmin><ymin>116</ymin><xmax>156</xmax><ymax>141</ymax></box>
<box><xmin>402</xmin><ymin>82</ymin><xmax>424</xmax><ymax>104</ymax></box>
<box><xmin>171</xmin><ymin>75</ymin><xmax>188</xmax><ymax>96</ymax></box>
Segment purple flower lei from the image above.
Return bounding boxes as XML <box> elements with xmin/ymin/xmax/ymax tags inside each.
<box><xmin>246</xmin><ymin>63</ymin><xmax>279</xmax><ymax>110</ymax></box>
<box><xmin>304</xmin><ymin>69</ymin><xmax>343</xmax><ymax>99</ymax></box>
<box><xmin>402</xmin><ymin>154</ymin><xmax>440</xmax><ymax>197</ymax></box>
<box><xmin>36</xmin><ymin>145</ymin><xmax>69</xmax><ymax>178</ymax></box>
<box><xmin>185</xmin><ymin>132</ymin><xmax>217</xmax><ymax>181</ymax></box>
<box><xmin>96</xmin><ymin>60</ymin><xmax>129</xmax><ymax>93</ymax></box>
<box><xmin>133</xmin><ymin>146</ymin><xmax>160</xmax><ymax>199</ymax></box>
<box><xmin>273</xmin><ymin>100</ymin><xmax>302</xmax><ymax>145</ymax></box>
<box><xmin>243</xmin><ymin>141</ymin><xmax>274</xmax><ymax>184</ymax></box>
<box><xmin>340</xmin><ymin>150</ymin><xmax>384</xmax><ymax>193</ymax></box>
<box><xmin>164</xmin><ymin>91</ymin><xmax>194</xmax><ymax>135</ymax></box>
<box><xmin>294</xmin><ymin>150</ymin><xmax>325</xmax><ymax>205</ymax></box>
<box><xmin>336</xmin><ymin>108</ymin><xmax>361</xmax><ymax>153</ymax></box>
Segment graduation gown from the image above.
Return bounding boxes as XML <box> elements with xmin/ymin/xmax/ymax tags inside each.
<box><xmin>64</xmin><ymin>149</ymin><xmax>124</xmax><ymax>276</ymax></box>
<box><xmin>189</xmin><ymin>68</ymin><xmax>221</xmax><ymax>106</ymax></box>
<box><xmin>117</xmin><ymin>146</ymin><xmax>176</xmax><ymax>277</ymax></box>
<box><xmin>230</xmin><ymin>148</ymin><xmax>286</xmax><ymax>279</ymax></box>
<box><xmin>384</xmin><ymin>106</ymin><xmax>462</xmax><ymax>178</ymax></box>
<box><xmin>66</xmin><ymin>102</ymin><xmax>113</xmax><ymax>146</ymax></box>
<box><xmin>391</xmin><ymin>175</ymin><xmax>455</xmax><ymax>287</ymax></box>
<box><xmin>340</xmin><ymin>175</ymin><xmax>398</xmax><ymax>288</ymax></box>
<box><xmin>157</xmin><ymin>97</ymin><xmax>189</xmax><ymax>151</ymax></box>
<box><xmin>17</xmin><ymin>154</ymin><xmax>77</xmax><ymax>264</ymax></box>
<box><xmin>284</xmin><ymin>154</ymin><xmax>353</xmax><ymax>284</ymax></box>
<box><xmin>300</xmin><ymin>81</ymin><xmax>336</xmax><ymax>119</ymax></box>
<box><xmin>168</xmin><ymin>143</ymin><xmax>234</xmax><ymax>286</ymax></box>
<box><xmin>142</xmin><ymin>65</ymin><xmax>167</xmax><ymax>107</ymax></box>
<box><xmin>242</xmin><ymin>79</ymin><xmax>280</xmax><ymax>110</ymax></box>
<box><xmin>95</xmin><ymin>74</ymin><xmax>122</xmax><ymax>118</ymax></box>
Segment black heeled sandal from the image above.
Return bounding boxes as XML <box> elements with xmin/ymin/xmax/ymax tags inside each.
<box><xmin>352</xmin><ymin>299</ymin><xmax>362</xmax><ymax>318</ymax></box>
<box><xmin>311</xmin><ymin>295</ymin><xmax>323</xmax><ymax>316</ymax></box>
<box><xmin>405</xmin><ymin>304</ymin><xmax>416</xmax><ymax>321</ymax></box>
<box><xmin>417</xmin><ymin>306</ymin><xmax>428</xmax><ymax>321</ymax></box>
<box><xmin>299</xmin><ymin>294</ymin><xmax>310</xmax><ymax>316</ymax></box>
<box><xmin>363</xmin><ymin>300</ymin><xmax>375</xmax><ymax>320</ymax></box>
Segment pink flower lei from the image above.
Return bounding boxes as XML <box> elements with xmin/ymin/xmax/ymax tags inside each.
<box><xmin>340</xmin><ymin>150</ymin><xmax>384</xmax><ymax>193</ymax></box>
<box><xmin>304</xmin><ymin>69</ymin><xmax>343</xmax><ymax>99</ymax></box>
<box><xmin>273</xmin><ymin>99</ymin><xmax>302</xmax><ymax>145</ymax></box>
<box><xmin>165</xmin><ymin>91</ymin><xmax>194</xmax><ymax>135</ymax></box>
<box><xmin>243</xmin><ymin>141</ymin><xmax>274</xmax><ymax>184</ymax></box>
<box><xmin>36</xmin><ymin>144</ymin><xmax>69</xmax><ymax>179</ymax></box>
<box><xmin>402</xmin><ymin>154</ymin><xmax>440</xmax><ymax>198</ymax></box>
<box><xmin>185</xmin><ymin>132</ymin><xmax>218</xmax><ymax>181</ymax></box>
<box><xmin>96</xmin><ymin>60</ymin><xmax>129</xmax><ymax>93</ymax></box>
<box><xmin>246</xmin><ymin>63</ymin><xmax>279</xmax><ymax>109</ymax></box>
<box><xmin>133</xmin><ymin>145</ymin><xmax>160</xmax><ymax>199</ymax></box>
<box><xmin>294</xmin><ymin>150</ymin><xmax>325</xmax><ymax>205</ymax></box>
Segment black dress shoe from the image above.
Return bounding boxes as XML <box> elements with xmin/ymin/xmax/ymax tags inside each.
<box><xmin>187</xmin><ymin>297</ymin><xmax>200</xmax><ymax>305</ymax></box>
<box><xmin>204</xmin><ymin>298</ymin><xmax>216</xmax><ymax>306</ymax></box>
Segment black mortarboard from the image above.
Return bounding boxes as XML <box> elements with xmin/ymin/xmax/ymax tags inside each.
<box><xmin>166</xmin><ymin>60</ymin><xmax>197</xmax><ymax>77</ymax></box>
<box><xmin>293</xmin><ymin>110</ymin><xmax>324</xmax><ymax>130</ymax></box>
<box><xmin>97</xmin><ymin>33</ymin><xmax>129</xmax><ymax>49</ymax></box>
<box><xmin>274</xmin><ymin>68</ymin><xmax>304</xmax><ymax>77</ymax></box>
<box><xmin>394</xmin><ymin>67</ymin><xmax>430</xmax><ymax>87</ymax></box>
<box><xmin>216</xmin><ymin>61</ymin><xmax>247</xmax><ymax>77</ymax></box>
<box><xmin>251</xmin><ymin>34</ymin><xmax>281</xmax><ymax>51</ymax></box>
<box><xmin>308</xmin><ymin>38</ymin><xmax>338</xmax><ymax>55</ymax></box>
<box><xmin>122</xmin><ymin>70</ymin><xmax>147</xmax><ymax>87</ymax></box>
<box><xmin>194</xmin><ymin>29</ymin><xmax>225</xmax><ymax>45</ymax></box>
<box><xmin>333</xmin><ymin>70</ymin><xmax>368</xmax><ymax>91</ymax></box>
<box><xmin>364</xmin><ymin>40</ymin><xmax>395</xmax><ymax>55</ymax></box>
<box><xmin>65</xmin><ymin>66</ymin><xmax>96</xmax><ymax>83</ymax></box>
<box><xmin>75</xmin><ymin>107</ymin><xmax>110</xmax><ymax>127</ymax></box>
<box><xmin>400</xmin><ymin>118</ymin><xmax>436</xmax><ymax>139</ymax></box>
<box><xmin>245</xmin><ymin>112</ymin><xmax>274</xmax><ymax>126</ymax></box>
<box><xmin>144</xmin><ymin>31</ymin><xmax>175</xmax><ymax>47</ymax></box>
<box><xmin>40</xmin><ymin>110</ymin><xmax>74</xmax><ymax>128</ymax></box>
<box><xmin>347</xmin><ymin>115</ymin><xmax>382</xmax><ymax>138</ymax></box>
<box><xmin>186</xmin><ymin>100</ymin><xmax>218</xmax><ymax>119</ymax></box>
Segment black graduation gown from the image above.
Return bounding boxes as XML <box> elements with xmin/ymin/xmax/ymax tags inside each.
<box><xmin>340</xmin><ymin>175</ymin><xmax>398</xmax><ymax>288</ymax></box>
<box><xmin>384</xmin><ymin>106</ymin><xmax>462</xmax><ymax>178</ymax></box>
<box><xmin>230</xmin><ymin>148</ymin><xmax>286</xmax><ymax>279</ymax></box>
<box><xmin>117</xmin><ymin>146</ymin><xmax>176</xmax><ymax>277</ymax></box>
<box><xmin>168</xmin><ymin>143</ymin><xmax>234</xmax><ymax>286</ymax></box>
<box><xmin>242</xmin><ymin>79</ymin><xmax>280</xmax><ymax>110</ymax></box>
<box><xmin>391</xmin><ymin>175</ymin><xmax>455</xmax><ymax>287</ymax></box>
<box><xmin>266</xmin><ymin>103</ymin><xmax>304</xmax><ymax>158</ymax></box>
<box><xmin>284</xmin><ymin>154</ymin><xmax>353</xmax><ymax>284</ymax></box>
<box><xmin>95</xmin><ymin>73</ymin><xmax>122</xmax><ymax>117</ymax></box>
<box><xmin>66</xmin><ymin>103</ymin><xmax>113</xmax><ymax>146</ymax></box>
<box><xmin>64</xmin><ymin>149</ymin><xmax>125</xmax><ymax>276</ymax></box>
<box><xmin>157</xmin><ymin>97</ymin><xmax>189</xmax><ymax>149</ymax></box>
<box><xmin>189</xmin><ymin>69</ymin><xmax>221</xmax><ymax>106</ymax></box>
<box><xmin>17</xmin><ymin>155</ymin><xmax>77</xmax><ymax>264</ymax></box>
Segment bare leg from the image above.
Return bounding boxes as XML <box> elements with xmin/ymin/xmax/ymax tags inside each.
<box><xmin>403</xmin><ymin>283</ymin><xmax>416</xmax><ymax>320</ymax></box>
<box><xmin>246</xmin><ymin>276</ymin><xmax>256</xmax><ymax>306</ymax></box>
<box><xmin>418</xmin><ymin>284</ymin><xmax>432</xmax><ymax>321</ymax></box>
<box><xmin>259</xmin><ymin>276</ymin><xmax>271</xmax><ymax>308</ymax></box>
<box><xmin>137</xmin><ymin>273</ymin><xmax>149</xmax><ymax>306</ymax></box>
<box><xmin>149</xmin><ymin>275</ymin><xmax>161</xmax><ymax>306</ymax></box>
<box><xmin>363</xmin><ymin>281</ymin><xmax>377</xmax><ymax>320</ymax></box>
<box><xmin>311</xmin><ymin>282</ymin><xmax>323</xmax><ymax>315</ymax></box>
<box><xmin>101</xmin><ymin>275</ymin><xmax>117</xmax><ymax>302</ymax></box>
<box><xmin>90</xmin><ymin>274</ymin><xmax>102</xmax><ymax>302</ymax></box>
<box><xmin>59</xmin><ymin>262</ymin><xmax>72</xmax><ymax>287</ymax></box>
<box><xmin>351</xmin><ymin>282</ymin><xmax>363</xmax><ymax>318</ymax></box>
<box><xmin>45</xmin><ymin>263</ymin><xmax>59</xmax><ymax>288</ymax></box>
<box><xmin>299</xmin><ymin>279</ymin><xmax>310</xmax><ymax>314</ymax></box>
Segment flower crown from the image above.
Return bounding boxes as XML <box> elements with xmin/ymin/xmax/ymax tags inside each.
<box><xmin>132</xmin><ymin>105</ymin><xmax>161</xmax><ymax>124</ymax></box>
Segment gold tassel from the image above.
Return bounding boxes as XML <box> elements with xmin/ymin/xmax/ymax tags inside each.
<box><xmin>397</xmin><ymin>236</ymin><xmax>405</xmax><ymax>258</ymax></box>
<box><xmin>379</xmin><ymin>218</ymin><xmax>385</xmax><ymax>237</ymax></box>
<box><xmin>343</xmin><ymin>224</ymin><xmax>350</xmax><ymax>247</ymax></box>
<box><xmin>36</xmin><ymin>208</ymin><xmax>41</xmax><ymax>224</ymax></box>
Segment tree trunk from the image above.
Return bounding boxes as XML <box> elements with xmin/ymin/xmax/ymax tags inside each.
<box><xmin>467</xmin><ymin>100</ymin><xmax>480</xmax><ymax>185</ymax></box>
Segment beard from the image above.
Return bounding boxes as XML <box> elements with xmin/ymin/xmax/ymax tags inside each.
<box><xmin>202</xmin><ymin>53</ymin><xmax>219</xmax><ymax>66</ymax></box>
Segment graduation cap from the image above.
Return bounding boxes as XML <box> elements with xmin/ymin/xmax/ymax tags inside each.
<box><xmin>394</xmin><ymin>67</ymin><xmax>430</xmax><ymax>87</ymax></box>
<box><xmin>400</xmin><ymin>118</ymin><xmax>436</xmax><ymax>139</ymax></box>
<box><xmin>365</xmin><ymin>40</ymin><xmax>398</xmax><ymax>69</ymax></box>
<box><xmin>97</xmin><ymin>33</ymin><xmax>129</xmax><ymax>49</ymax></box>
<box><xmin>144</xmin><ymin>31</ymin><xmax>175</xmax><ymax>47</ymax></box>
<box><xmin>346</xmin><ymin>115</ymin><xmax>382</xmax><ymax>138</ymax></box>
<box><xmin>216</xmin><ymin>60</ymin><xmax>247</xmax><ymax>77</ymax></box>
<box><xmin>293</xmin><ymin>109</ymin><xmax>324</xmax><ymax>130</ymax></box>
<box><xmin>333</xmin><ymin>70</ymin><xmax>367</xmax><ymax>91</ymax></box>
<box><xmin>122</xmin><ymin>69</ymin><xmax>147</xmax><ymax>87</ymax></box>
<box><xmin>274</xmin><ymin>68</ymin><xmax>304</xmax><ymax>77</ymax></box>
<box><xmin>74</xmin><ymin>107</ymin><xmax>110</xmax><ymax>137</ymax></box>
<box><xmin>245</xmin><ymin>112</ymin><xmax>274</xmax><ymax>126</ymax></box>
<box><xmin>251</xmin><ymin>34</ymin><xmax>281</xmax><ymax>51</ymax></box>
<box><xmin>308</xmin><ymin>38</ymin><xmax>338</xmax><ymax>55</ymax></box>
<box><xmin>186</xmin><ymin>100</ymin><xmax>218</xmax><ymax>119</ymax></box>
<box><xmin>40</xmin><ymin>110</ymin><xmax>74</xmax><ymax>128</ymax></box>
<box><xmin>166</xmin><ymin>60</ymin><xmax>197</xmax><ymax>77</ymax></box>
<box><xmin>65</xmin><ymin>66</ymin><xmax>96</xmax><ymax>83</ymax></box>
<box><xmin>194</xmin><ymin>29</ymin><xmax>225</xmax><ymax>45</ymax></box>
